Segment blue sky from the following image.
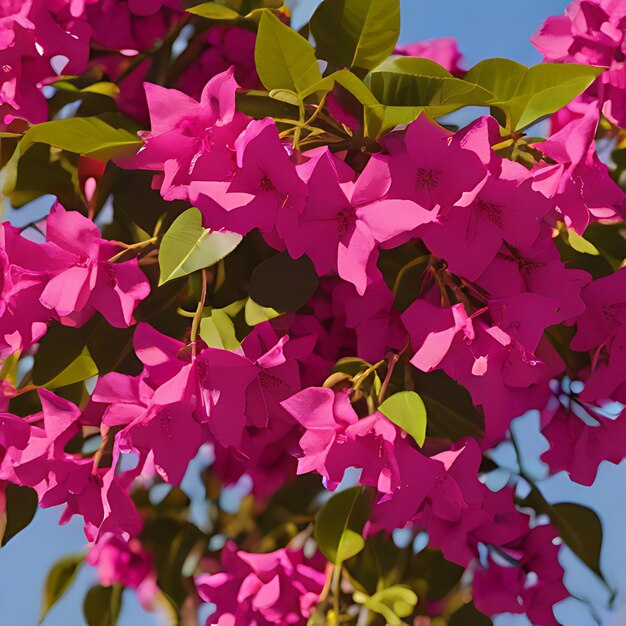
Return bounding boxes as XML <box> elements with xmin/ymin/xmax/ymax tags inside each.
<box><xmin>6</xmin><ymin>1</ymin><xmax>626</xmax><ymax>625</ymax></box>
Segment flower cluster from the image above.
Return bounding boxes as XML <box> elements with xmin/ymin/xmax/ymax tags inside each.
<box><xmin>532</xmin><ymin>0</ymin><xmax>626</xmax><ymax>127</ymax></box>
<box><xmin>0</xmin><ymin>203</ymin><xmax>149</xmax><ymax>357</ymax></box>
<box><xmin>0</xmin><ymin>1</ymin><xmax>625</xmax><ymax>625</ymax></box>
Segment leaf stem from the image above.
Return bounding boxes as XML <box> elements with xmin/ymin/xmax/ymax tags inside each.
<box><xmin>190</xmin><ymin>268</ymin><xmax>208</xmax><ymax>359</ymax></box>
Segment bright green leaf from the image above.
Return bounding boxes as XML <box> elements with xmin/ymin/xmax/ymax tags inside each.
<box><xmin>39</xmin><ymin>554</ymin><xmax>85</xmax><ymax>623</ymax></box>
<box><xmin>158</xmin><ymin>208</ymin><xmax>243</xmax><ymax>285</ymax></box>
<box><xmin>53</xmin><ymin>81</ymin><xmax>120</xmax><ymax>98</ymax></box>
<box><xmin>200</xmin><ymin>308</ymin><xmax>241</xmax><ymax>350</ymax></box>
<box><xmin>315</xmin><ymin>486</ymin><xmax>371</xmax><ymax>565</ymax></box>
<box><xmin>353</xmin><ymin>586</ymin><xmax>418</xmax><ymax>625</ymax></box>
<box><xmin>463</xmin><ymin>59</ymin><xmax>604</xmax><ymax>130</ymax></box>
<box><xmin>255</xmin><ymin>10</ymin><xmax>323</xmax><ymax>96</ymax></box>
<box><xmin>186</xmin><ymin>2</ymin><xmax>240</xmax><ymax>19</ymax></box>
<box><xmin>18</xmin><ymin>117</ymin><xmax>141</xmax><ymax>161</ymax></box>
<box><xmin>244</xmin><ymin>298</ymin><xmax>281</xmax><ymax>326</ymax></box>
<box><xmin>378</xmin><ymin>391</ymin><xmax>427</xmax><ymax>446</ymax></box>
<box><xmin>564</xmin><ymin>227</ymin><xmax>601</xmax><ymax>255</ymax></box>
<box><xmin>43</xmin><ymin>347</ymin><xmax>98</xmax><ymax>389</ymax></box>
<box><xmin>311</xmin><ymin>0</ymin><xmax>400</xmax><ymax>70</ymax></box>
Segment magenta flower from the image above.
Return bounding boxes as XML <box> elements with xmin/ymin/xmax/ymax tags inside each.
<box><xmin>383</xmin><ymin>114</ymin><xmax>487</xmax><ymax>213</ymax></box>
<box><xmin>541</xmin><ymin>399</ymin><xmax>626</xmax><ymax>485</ymax></box>
<box><xmin>395</xmin><ymin>36</ymin><xmax>464</xmax><ymax>75</ymax></box>
<box><xmin>532</xmin><ymin>104</ymin><xmax>626</xmax><ymax>233</ymax></box>
<box><xmin>190</xmin><ymin>117</ymin><xmax>306</xmax><ymax>235</ymax></box>
<box><xmin>532</xmin><ymin>0</ymin><xmax>626</xmax><ymax>127</ymax></box>
<box><xmin>196</xmin><ymin>541</ymin><xmax>326</xmax><ymax>626</ymax></box>
<box><xmin>130</xmin><ymin>68</ymin><xmax>250</xmax><ymax>200</ymax></box>
<box><xmin>87</xmin><ymin>533</ymin><xmax>157</xmax><ymax>608</ymax></box>
<box><xmin>421</xmin><ymin>164</ymin><xmax>552</xmax><ymax>280</ymax></box>
<box><xmin>39</xmin><ymin>204</ymin><xmax>150</xmax><ymax>328</ymax></box>
<box><xmin>279</xmin><ymin>150</ymin><xmax>433</xmax><ymax>294</ymax></box>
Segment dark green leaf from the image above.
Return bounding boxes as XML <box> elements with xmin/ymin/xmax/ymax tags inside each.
<box><xmin>83</xmin><ymin>585</ymin><xmax>122</xmax><ymax>626</ymax></box>
<box><xmin>158</xmin><ymin>208</ymin><xmax>243</xmax><ymax>285</ymax></box>
<box><xmin>315</xmin><ymin>486</ymin><xmax>371</xmax><ymax>564</ymax></box>
<box><xmin>552</xmin><ymin>502</ymin><xmax>604</xmax><ymax>577</ymax></box>
<box><xmin>1</xmin><ymin>484</ymin><xmax>38</xmax><ymax>547</ymax></box>
<box><xmin>39</xmin><ymin>554</ymin><xmax>85</xmax><ymax>623</ymax></box>
<box><xmin>378</xmin><ymin>391</ymin><xmax>427</xmax><ymax>446</ymax></box>
<box><xmin>412</xmin><ymin>369</ymin><xmax>484</xmax><ymax>440</ymax></box>
<box><xmin>255</xmin><ymin>11</ymin><xmax>323</xmax><ymax>96</ymax></box>
<box><xmin>249</xmin><ymin>252</ymin><xmax>319</xmax><ymax>312</ymax></box>
<box><xmin>311</xmin><ymin>0</ymin><xmax>400</xmax><ymax>70</ymax></box>
<box><xmin>449</xmin><ymin>602</ymin><xmax>492</xmax><ymax>626</ymax></box>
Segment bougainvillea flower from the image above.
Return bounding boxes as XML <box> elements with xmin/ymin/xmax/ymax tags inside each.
<box><xmin>532</xmin><ymin>104</ymin><xmax>626</xmax><ymax>232</ymax></box>
<box><xmin>130</xmin><ymin>68</ymin><xmax>250</xmax><ymax>200</ymax></box>
<box><xmin>421</xmin><ymin>166</ymin><xmax>552</xmax><ymax>280</ymax></box>
<box><xmin>87</xmin><ymin>533</ymin><xmax>157</xmax><ymax>608</ymax></box>
<box><xmin>532</xmin><ymin>0</ymin><xmax>626</xmax><ymax>127</ymax></box>
<box><xmin>570</xmin><ymin>267</ymin><xmax>626</xmax><ymax>402</ymax></box>
<box><xmin>39</xmin><ymin>204</ymin><xmax>150</xmax><ymax>327</ymax></box>
<box><xmin>196</xmin><ymin>541</ymin><xmax>326</xmax><ymax>626</ymax></box>
<box><xmin>190</xmin><ymin>118</ymin><xmax>306</xmax><ymax>235</ymax></box>
<box><xmin>383</xmin><ymin>114</ymin><xmax>487</xmax><ymax>213</ymax></box>
<box><xmin>541</xmin><ymin>399</ymin><xmax>626</xmax><ymax>485</ymax></box>
<box><xmin>280</xmin><ymin>150</ymin><xmax>433</xmax><ymax>294</ymax></box>
<box><xmin>395</xmin><ymin>36</ymin><xmax>464</xmax><ymax>74</ymax></box>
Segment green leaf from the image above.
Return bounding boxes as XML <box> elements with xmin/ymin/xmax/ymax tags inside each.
<box><xmin>449</xmin><ymin>602</ymin><xmax>492</xmax><ymax>626</ymax></box>
<box><xmin>1</xmin><ymin>484</ymin><xmax>38</xmax><ymax>547</ymax></box>
<box><xmin>249</xmin><ymin>252</ymin><xmax>319</xmax><ymax>313</ymax></box>
<box><xmin>311</xmin><ymin>0</ymin><xmax>400</xmax><ymax>70</ymax></box>
<box><xmin>463</xmin><ymin>59</ymin><xmax>604</xmax><ymax>130</ymax></box>
<box><xmin>315</xmin><ymin>486</ymin><xmax>371</xmax><ymax>565</ymax></box>
<box><xmin>361</xmin><ymin>57</ymin><xmax>493</xmax><ymax>135</ymax></box>
<box><xmin>353</xmin><ymin>585</ymin><xmax>418</xmax><ymax>625</ymax></box>
<box><xmin>563</xmin><ymin>227</ymin><xmax>601</xmax><ymax>256</ymax></box>
<box><xmin>186</xmin><ymin>2</ymin><xmax>240</xmax><ymax>19</ymax></box>
<box><xmin>255</xmin><ymin>10</ymin><xmax>323</xmax><ymax>96</ymax></box>
<box><xmin>53</xmin><ymin>80</ymin><xmax>120</xmax><ymax>99</ymax></box>
<box><xmin>552</xmin><ymin>502</ymin><xmax>604</xmax><ymax>577</ymax></box>
<box><xmin>39</xmin><ymin>554</ymin><xmax>85</xmax><ymax>623</ymax></box>
<box><xmin>200</xmin><ymin>308</ymin><xmax>241</xmax><ymax>350</ymax></box>
<box><xmin>244</xmin><ymin>298</ymin><xmax>281</xmax><ymax>326</ymax></box>
<box><xmin>43</xmin><ymin>346</ymin><xmax>98</xmax><ymax>389</ymax></box>
<box><xmin>158</xmin><ymin>208</ymin><xmax>243</xmax><ymax>285</ymax></box>
<box><xmin>18</xmin><ymin>117</ymin><xmax>142</xmax><ymax>161</ymax></box>
<box><xmin>378</xmin><ymin>391</ymin><xmax>427</xmax><ymax>446</ymax></box>
<box><xmin>83</xmin><ymin>585</ymin><xmax>122</xmax><ymax>626</ymax></box>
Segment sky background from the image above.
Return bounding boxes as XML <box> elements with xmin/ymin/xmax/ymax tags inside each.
<box><xmin>6</xmin><ymin>1</ymin><xmax>626</xmax><ymax>625</ymax></box>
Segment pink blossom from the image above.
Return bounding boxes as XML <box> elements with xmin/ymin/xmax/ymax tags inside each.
<box><xmin>531</xmin><ymin>104</ymin><xmax>626</xmax><ymax>233</ymax></box>
<box><xmin>129</xmin><ymin>68</ymin><xmax>250</xmax><ymax>200</ymax></box>
<box><xmin>39</xmin><ymin>204</ymin><xmax>150</xmax><ymax>328</ymax></box>
<box><xmin>189</xmin><ymin>117</ymin><xmax>306</xmax><ymax>236</ymax></box>
<box><xmin>87</xmin><ymin>533</ymin><xmax>157</xmax><ymax>608</ymax></box>
<box><xmin>383</xmin><ymin>114</ymin><xmax>487</xmax><ymax>214</ymax></box>
<box><xmin>532</xmin><ymin>0</ymin><xmax>626</xmax><ymax>127</ymax></box>
<box><xmin>541</xmin><ymin>399</ymin><xmax>626</xmax><ymax>485</ymax></box>
<box><xmin>279</xmin><ymin>150</ymin><xmax>433</xmax><ymax>294</ymax></box>
<box><xmin>196</xmin><ymin>541</ymin><xmax>326</xmax><ymax>626</ymax></box>
<box><xmin>395</xmin><ymin>37</ymin><xmax>464</xmax><ymax>75</ymax></box>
